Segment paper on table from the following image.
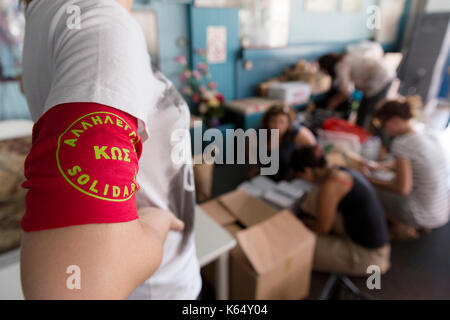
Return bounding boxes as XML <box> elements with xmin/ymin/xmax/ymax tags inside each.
<box><xmin>237</xmin><ymin>182</ymin><xmax>265</xmax><ymax>198</ymax></box>
<box><xmin>250</xmin><ymin>175</ymin><xmax>277</xmax><ymax>192</ymax></box>
<box><xmin>263</xmin><ymin>189</ymin><xmax>296</xmax><ymax>209</ymax></box>
<box><xmin>275</xmin><ymin>181</ymin><xmax>305</xmax><ymax>199</ymax></box>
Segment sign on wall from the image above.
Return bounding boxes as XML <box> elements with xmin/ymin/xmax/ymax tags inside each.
<box><xmin>304</xmin><ymin>0</ymin><xmax>335</xmax><ymax>12</ymax></box>
<box><xmin>207</xmin><ymin>26</ymin><xmax>227</xmax><ymax>64</ymax></box>
<box><xmin>340</xmin><ymin>0</ymin><xmax>362</xmax><ymax>12</ymax></box>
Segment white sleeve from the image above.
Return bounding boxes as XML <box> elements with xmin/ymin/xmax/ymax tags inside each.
<box><xmin>44</xmin><ymin>1</ymin><xmax>162</xmax><ymax>142</ymax></box>
<box><xmin>334</xmin><ymin>56</ymin><xmax>354</xmax><ymax>95</ymax></box>
<box><xmin>391</xmin><ymin>138</ymin><xmax>411</xmax><ymax>160</ymax></box>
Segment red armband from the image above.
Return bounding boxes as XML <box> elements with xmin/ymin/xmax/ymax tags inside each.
<box><xmin>21</xmin><ymin>102</ymin><xmax>143</xmax><ymax>232</ymax></box>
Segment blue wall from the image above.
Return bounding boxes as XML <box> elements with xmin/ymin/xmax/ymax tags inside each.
<box><xmin>133</xmin><ymin>0</ymin><xmax>190</xmax><ymax>87</ymax></box>
<box><xmin>189</xmin><ymin>6</ymin><xmax>240</xmax><ymax>101</ymax></box>
<box><xmin>289</xmin><ymin>0</ymin><xmax>377</xmax><ymax>44</ymax></box>
<box><xmin>0</xmin><ymin>0</ymin><xmax>422</xmax><ymax>120</ymax></box>
<box><xmin>0</xmin><ymin>0</ymin><xmax>191</xmax><ymax>121</ymax></box>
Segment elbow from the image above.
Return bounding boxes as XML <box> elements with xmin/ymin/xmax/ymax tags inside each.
<box><xmin>313</xmin><ymin>223</ymin><xmax>332</xmax><ymax>235</ymax></box>
<box><xmin>397</xmin><ymin>185</ymin><xmax>412</xmax><ymax>196</ymax></box>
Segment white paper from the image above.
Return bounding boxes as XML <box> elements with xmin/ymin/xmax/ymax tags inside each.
<box><xmin>207</xmin><ymin>26</ymin><xmax>227</xmax><ymax>64</ymax></box>
<box><xmin>340</xmin><ymin>0</ymin><xmax>362</xmax><ymax>12</ymax></box>
<box><xmin>304</xmin><ymin>0</ymin><xmax>335</xmax><ymax>12</ymax></box>
<box><xmin>263</xmin><ymin>189</ymin><xmax>295</xmax><ymax>208</ymax></box>
<box><xmin>276</xmin><ymin>181</ymin><xmax>305</xmax><ymax>199</ymax></box>
<box><xmin>250</xmin><ymin>175</ymin><xmax>278</xmax><ymax>192</ymax></box>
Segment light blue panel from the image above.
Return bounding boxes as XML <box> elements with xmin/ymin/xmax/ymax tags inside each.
<box><xmin>132</xmin><ymin>1</ymin><xmax>190</xmax><ymax>88</ymax></box>
<box><xmin>439</xmin><ymin>53</ymin><xmax>450</xmax><ymax>99</ymax></box>
<box><xmin>236</xmin><ymin>41</ymin><xmax>358</xmax><ymax>98</ymax></box>
<box><xmin>0</xmin><ymin>82</ymin><xmax>30</xmax><ymax>120</ymax></box>
<box><xmin>289</xmin><ymin>0</ymin><xmax>377</xmax><ymax>44</ymax></box>
<box><xmin>189</xmin><ymin>7</ymin><xmax>240</xmax><ymax>101</ymax></box>
<box><xmin>0</xmin><ymin>47</ymin><xmax>30</xmax><ymax>120</ymax></box>
<box><xmin>0</xmin><ymin>1</ymin><xmax>190</xmax><ymax>120</ymax></box>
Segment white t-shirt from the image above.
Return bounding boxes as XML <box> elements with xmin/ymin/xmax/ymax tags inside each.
<box><xmin>391</xmin><ymin>131</ymin><xmax>450</xmax><ymax>228</ymax></box>
<box><xmin>22</xmin><ymin>0</ymin><xmax>201</xmax><ymax>299</ymax></box>
<box><xmin>335</xmin><ymin>54</ymin><xmax>395</xmax><ymax>97</ymax></box>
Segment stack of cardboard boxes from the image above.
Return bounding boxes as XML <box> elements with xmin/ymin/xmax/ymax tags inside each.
<box><xmin>200</xmin><ymin>189</ymin><xmax>316</xmax><ymax>300</ymax></box>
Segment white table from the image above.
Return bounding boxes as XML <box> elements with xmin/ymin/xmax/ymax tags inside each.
<box><xmin>194</xmin><ymin>206</ymin><xmax>237</xmax><ymax>300</ymax></box>
<box><xmin>0</xmin><ymin>249</ymin><xmax>23</xmax><ymax>300</ymax></box>
<box><xmin>0</xmin><ymin>120</ymin><xmax>33</xmax><ymax>300</ymax></box>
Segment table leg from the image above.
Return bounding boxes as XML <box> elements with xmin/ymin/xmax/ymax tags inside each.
<box><xmin>215</xmin><ymin>252</ymin><xmax>229</xmax><ymax>300</ymax></box>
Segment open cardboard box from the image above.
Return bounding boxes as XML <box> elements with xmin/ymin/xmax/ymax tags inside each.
<box><xmin>200</xmin><ymin>189</ymin><xmax>316</xmax><ymax>300</ymax></box>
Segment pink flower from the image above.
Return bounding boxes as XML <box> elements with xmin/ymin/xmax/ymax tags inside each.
<box><xmin>181</xmin><ymin>86</ymin><xmax>193</xmax><ymax>96</ymax></box>
<box><xmin>192</xmin><ymin>70</ymin><xmax>202</xmax><ymax>80</ymax></box>
<box><xmin>208</xmin><ymin>82</ymin><xmax>218</xmax><ymax>90</ymax></box>
<box><xmin>215</xmin><ymin>93</ymin><xmax>225</xmax><ymax>103</ymax></box>
<box><xmin>175</xmin><ymin>55</ymin><xmax>187</xmax><ymax>65</ymax></box>
<box><xmin>197</xmin><ymin>62</ymin><xmax>209</xmax><ymax>73</ymax></box>
<box><xmin>196</xmin><ymin>48</ymin><xmax>206</xmax><ymax>56</ymax></box>
<box><xmin>192</xmin><ymin>93</ymin><xmax>200</xmax><ymax>104</ymax></box>
<box><xmin>179</xmin><ymin>70</ymin><xmax>191</xmax><ymax>83</ymax></box>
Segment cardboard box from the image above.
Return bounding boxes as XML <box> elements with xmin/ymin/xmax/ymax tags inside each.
<box><xmin>268</xmin><ymin>81</ymin><xmax>311</xmax><ymax>106</ymax></box>
<box><xmin>226</xmin><ymin>97</ymin><xmax>283</xmax><ymax>115</ymax></box>
<box><xmin>200</xmin><ymin>190</ymin><xmax>316</xmax><ymax>300</ymax></box>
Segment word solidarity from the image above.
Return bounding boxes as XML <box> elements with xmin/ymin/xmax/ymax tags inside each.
<box><xmin>57</xmin><ymin>111</ymin><xmax>140</xmax><ymax>202</ymax></box>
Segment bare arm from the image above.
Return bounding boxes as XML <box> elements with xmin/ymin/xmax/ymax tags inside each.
<box><xmin>295</xmin><ymin>127</ymin><xmax>317</xmax><ymax>147</ymax></box>
<box><xmin>327</xmin><ymin>91</ymin><xmax>350</xmax><ymax>111</ymax></box>
<box><xmin>21</xmin><ymin>207</ymin><xmax>183</xmax><ymax>300</ymax></box>
<box><xmin>310</xmin><ymin>181</ymin><xmax>349</xmax><ymax>234</ymax></box>
<box><xmin>365</xmin><ymin>157</ymin><xmax>413</xmax><ymax>196</ymax></box>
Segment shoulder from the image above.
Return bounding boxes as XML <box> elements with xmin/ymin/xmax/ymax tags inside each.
<box><xmin>391</xmin><ymin>134</ymin><xmax>416</xmax><ymax>158</ymax></box>
<box><xmin>321</xmin><ymin>169</ymin><xmax>352</xmax><ymax>198</ymax></box>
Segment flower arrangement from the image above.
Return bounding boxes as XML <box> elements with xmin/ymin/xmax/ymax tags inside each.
<box><xmin>175</xmin><ymin>49</ymin><xmax>225</xmax><ymax>127</ymax></box>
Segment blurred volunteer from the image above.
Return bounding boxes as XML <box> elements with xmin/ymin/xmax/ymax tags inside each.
<box><xmin>20</xmin><ymin>0</ymin><xmax>201</xmax><ymax>299</ymax></box>
<box><xmin>363</xmin><ymin>99</ymin><xmax>450</xmax><ymax>239</ymax></box>
<box><xmin>318</xmin><ymin>49</ymin><xmax>395</xmax><ymax>129</ymax></box>
<box><xmin>291</xmin><ymin>146</ymin><xmax>390</xmax><ymax>276</ymax></box>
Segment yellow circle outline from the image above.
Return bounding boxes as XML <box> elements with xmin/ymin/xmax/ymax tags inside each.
<box><xmin>56</xmin><ymin>111</ymin><xmax>140</xmax><ymax>202</ymax></box>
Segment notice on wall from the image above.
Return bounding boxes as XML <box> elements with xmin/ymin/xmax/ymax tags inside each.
<box><xmin>304</xmin><ymin>0</ymin><xmax>335</xmax><ymax>12</ymax></box>
<box><xmin>340</xmin><ymin>0</ymin><xmax>362</xmax><ymax>12</ymax></box>
<box><xmin>207</xmin><ymin>26</ymin><xmax>227</xmax><ymax>64</ymax></box>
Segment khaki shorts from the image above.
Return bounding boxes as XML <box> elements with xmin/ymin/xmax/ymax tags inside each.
<box><xmin>376</xmin><ymin>188</ymin><xmax>419</xmax><ymax>228</ymax></box>
<box><xmin>300</xmin><ymin>187</ymin><xmax>391</xmax><ymax>276</ymax></box>
<box><xmin>314</xmin><ymin>235</ymin><xmax>391</xmax><ymax>276</ymax></box>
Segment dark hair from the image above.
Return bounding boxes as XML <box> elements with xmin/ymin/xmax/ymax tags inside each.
<box><xmin>317</xmin><ymin>53</ymin><xmax>345</xmax><ymax>79</ymax></box>
<box><xmin>374</xmin><ymin>99</ymin><xmax>413</xmax><ymax>124</ymax></box>
<box><xmin>261</xmin><ymin>104</ymin><xmax>295</xmax><ymax>132</ymax></box>
<box><xmin>291</xmin><ymin>145</ymin><xmax>327</xmax><ymax>173</ymax></box>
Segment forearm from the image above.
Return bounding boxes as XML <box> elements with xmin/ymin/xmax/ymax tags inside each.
<box><xmin>327</xmin><ymin>92</ymin><xmax>349</xmax><ymax>110</ymax></box>
<box><xmin>21</xmin><ymin>220</ymin><xmax>164</xmax><ymax>300</ymax></box>
<box><xmin>368</xmin><ymin>176</ymin><xmax>402</xmax><ymax>194</ymax></box>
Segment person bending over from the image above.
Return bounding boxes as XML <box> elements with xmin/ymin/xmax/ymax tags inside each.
<box><xmin>318</xmin><ymin>50</ymin><xmax>394</xmax><ymax>129</ymax></box>
<box><xmin>291</xmin><ymin>146</ymin><xmax>390</xmax><ymax>276</ymax></box>
<box><xmin>362</xmin><ymin>99</ymin><xmax>450</xmax><ymax>240</ymax></box>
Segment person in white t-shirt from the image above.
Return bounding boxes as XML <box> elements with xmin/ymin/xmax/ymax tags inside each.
<box><xmin>318</xmin><ymin>50</ymin><xmax>395</xmax><ymax>129</ymax></box>
<box><xmin>20</xmin><ymin>0</ymin><xmax>201</xmax><ymax>299</ymax></box>
<box><xmin>362</xmin><ymin>99</ymin><xmax>450</xmax><ymax>240</ymax></box>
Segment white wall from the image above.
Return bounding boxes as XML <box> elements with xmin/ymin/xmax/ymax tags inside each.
<box><xmin>426</xmin><ymin>0</ymin><xmax>450</xmax><ymax>12</ymax></box>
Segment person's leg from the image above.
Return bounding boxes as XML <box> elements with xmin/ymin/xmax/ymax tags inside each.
<box><xmin>375</xmin><ymin>188</ymin><xmax>420</xmax><ymax>240</ymax></box>
<box><xmin>314</xmin><ymin>234</ymin><xmax>391</xmax><ymax>276</ymax></box>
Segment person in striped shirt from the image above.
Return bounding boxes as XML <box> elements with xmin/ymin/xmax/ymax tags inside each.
<box><xmin>362</xmin><ymin>99</ymin><xmax>450</xmax><ymax>240</ymax></box>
